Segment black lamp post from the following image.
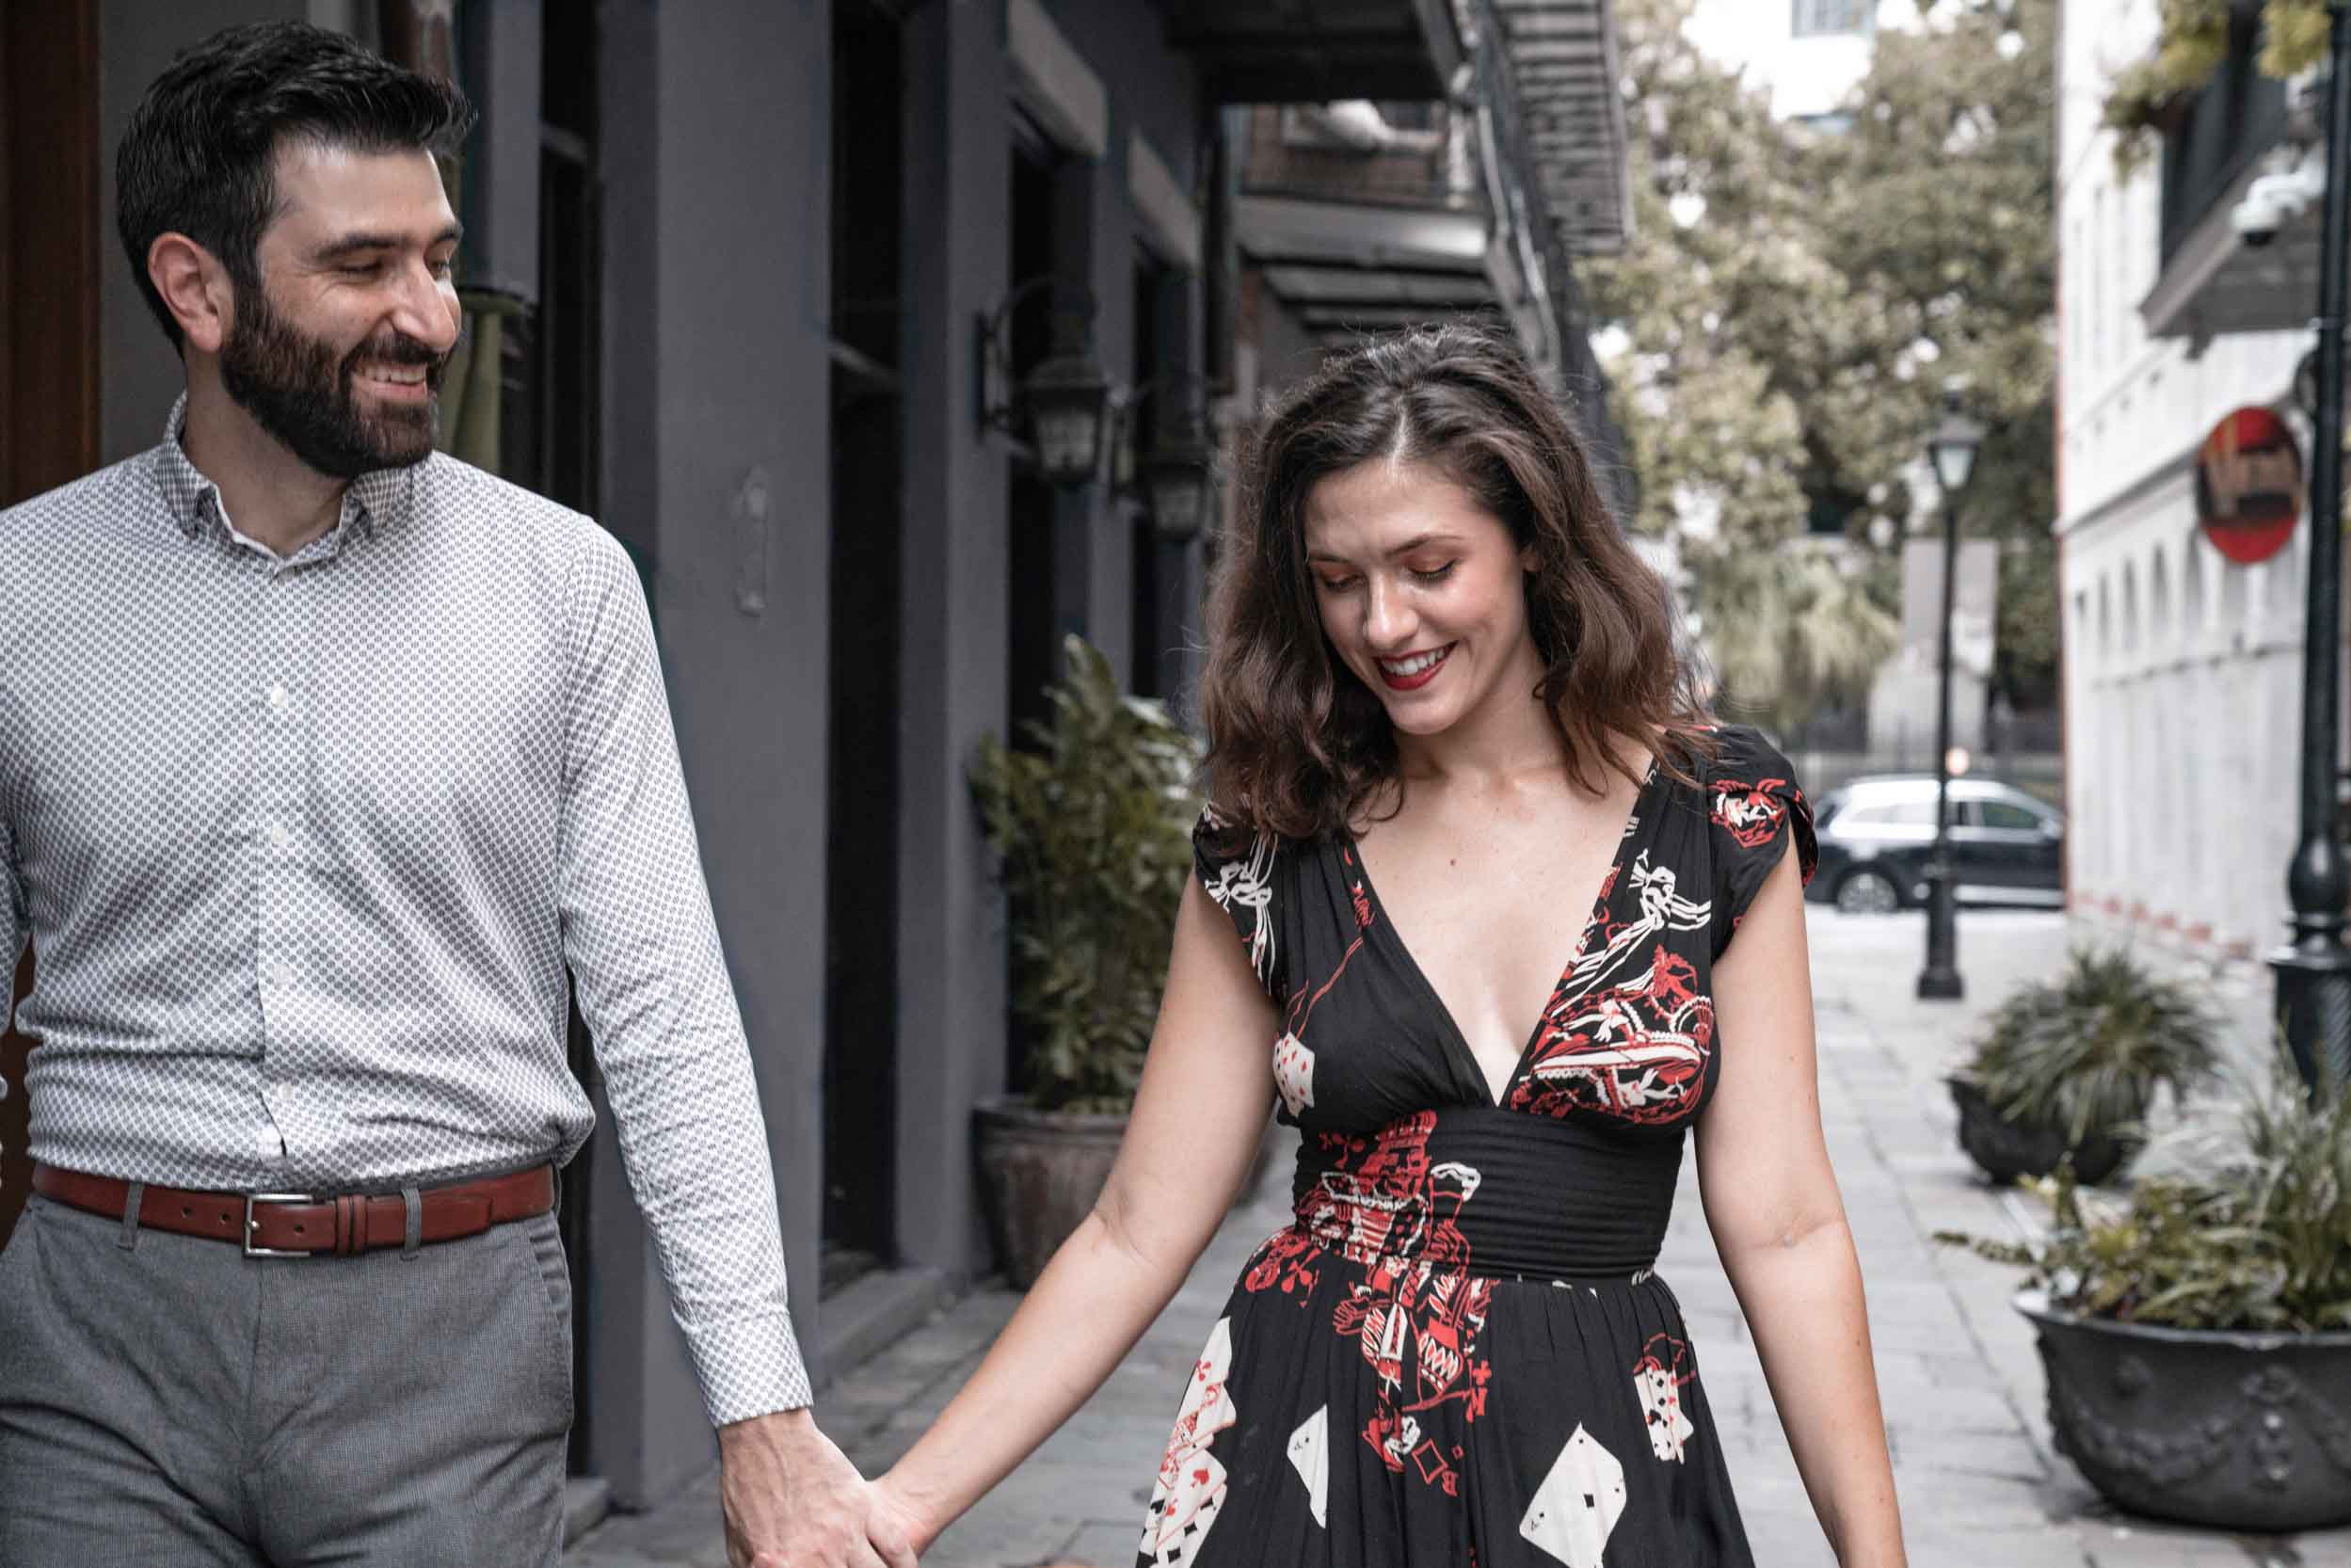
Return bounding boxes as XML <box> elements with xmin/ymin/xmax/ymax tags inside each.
<box><xmin>2272</xmin><ymin>2</ymin><xmax>2351</xmax><ymax>1096</ymax></box>
<box><xmin>1917</xmin><ymin>392</ymin><xmax>1984</xmax><ymax>1003</ymax></box>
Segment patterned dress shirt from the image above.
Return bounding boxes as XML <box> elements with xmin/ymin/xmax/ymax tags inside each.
<box><xmin>0</xmin><ymin>398</ymin><xmax>810</xmax><ymax>1423</ymax></box>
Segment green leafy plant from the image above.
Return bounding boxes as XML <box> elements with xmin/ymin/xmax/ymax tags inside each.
<box><xmin>968</xmin><ymin>636</ymin><xmax>1203</xmax><ymax>1114</ymax></box>
<box><xmin>1940</xmin><ymin>1054</ymin><xmax>2351</xmax><ymax>1332</ymax></box>
<box><xmin>1957</xmin><ymin>947</ymin><xmax>2220</xmax><ymax>1146</ymax></box>
<box><xmin>2103</xmin><ymin>1</ymin><xmax>2336</xmax><ymax>175</ymax></box>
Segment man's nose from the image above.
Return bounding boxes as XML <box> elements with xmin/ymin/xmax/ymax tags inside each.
<box><xmin>389</xmin><ymin>261</ymin><xmax>461</xmax><ymax>355</ymax></box>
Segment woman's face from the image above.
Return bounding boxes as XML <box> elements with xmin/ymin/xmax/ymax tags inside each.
<box><xmin>1301</xmin><ymin>457</ymin><xmax>1543</xmax><ymax>743</ymax></box>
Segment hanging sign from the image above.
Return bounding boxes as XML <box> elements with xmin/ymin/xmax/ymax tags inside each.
<box><xmin>2195</xmin><ymin>406</ymin><xmax>2302</xmax><ymax>566</ymax></box>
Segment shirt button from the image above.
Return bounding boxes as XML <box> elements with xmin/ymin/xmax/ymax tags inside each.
<box><xmin>267</xmin><ymin>684</ymin><xmax>290</xmax><ymax>712</ymax></box>
<box><xmin>268</xmin><ymin>824</ymin><xmax>292</xmax><ymax>852</ymax></box>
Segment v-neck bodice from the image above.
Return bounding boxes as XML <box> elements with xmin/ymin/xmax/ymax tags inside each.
<box><xmin>1345</xmin><ymin>761</ymin><xmax>1659</xmax><ymax>1110</ymax></box>
<box><xmin>1192</xmin><ymin>726</ymin><xmax>1817</xmax><ymax>1144</ymax></box>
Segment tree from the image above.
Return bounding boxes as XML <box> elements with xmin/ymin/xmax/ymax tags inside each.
<box><xmin>1586</xmin><ymin>0</ymin><xmax>2059</xmax><ymax>725</ymax></box>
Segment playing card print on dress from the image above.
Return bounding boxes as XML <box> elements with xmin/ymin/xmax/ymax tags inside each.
<box><xmin>1141</xmin><ymin>1317</ymin><xmax>1239</xmax><ymax>1567</ymax></box>
<box><xmin>1287</xmin><ymin>1405</ymin><xmax>1330</xmax><ymax>1528</ymax></box>
<box><xmin>1518</xmin><ymin>1425</ymin><xmax>1628</xmax><ymax>1568</ymax></box>
<box><xmin>1632</xmin><ymin>1334</ymin><xmax>1697</xmax><ymax>1463</ymax></box>
<box><xmin>1272</xmin><ymin>1032</ymin><xmax>1316</xmax><ymax>1117</ymax></box>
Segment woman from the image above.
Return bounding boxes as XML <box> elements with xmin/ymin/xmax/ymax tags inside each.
<box><xmin>867</xmin><ymin>325</ymin><xmax>1906</xmax><ymax>1567</ymax></box>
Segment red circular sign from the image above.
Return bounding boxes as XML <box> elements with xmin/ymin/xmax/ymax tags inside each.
<box><xmin>2196</xmin><ymin>406</ymin><xmax>2302</xmax><ymax>566</ymax></box>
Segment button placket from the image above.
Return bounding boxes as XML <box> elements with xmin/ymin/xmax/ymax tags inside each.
<box><xmin>252</xmin><ymin>553</ymin><xmax>311</xmax><ymax>1161</ymax></box>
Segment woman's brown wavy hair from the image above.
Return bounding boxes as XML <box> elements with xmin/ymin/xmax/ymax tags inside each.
<box><xmin>1198</xmin><ymin>323</ymin><xmax>1713</xmax><ymax>842</ymax></box>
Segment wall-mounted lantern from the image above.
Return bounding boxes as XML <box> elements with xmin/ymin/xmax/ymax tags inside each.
<box><xmin>977</xmin><ymin>276</ymin><xmax>1111</xmax><ymax>488</ymax></box>
<box><xmin>1112</xmin><ymin>377</ymin><xmax>1218</xmax><ymax>543</ymax></box>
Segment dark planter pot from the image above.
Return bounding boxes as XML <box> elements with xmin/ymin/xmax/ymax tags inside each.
<box><xmin>2017</xmin><ymin>1290</ymin><xmax>2351</xmax><ymax>1532</ymax></box>
<box><xmin>971</xmin><ymin>1098</ymin><xmax>1127</xmax><ymax>1289</ymax></box>
<box><xmin>1948</xmin><ymin>1077</ymin><xmax>2131</xmax><ymax>1186</ymax></box>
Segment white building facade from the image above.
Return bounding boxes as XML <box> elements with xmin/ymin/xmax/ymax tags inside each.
<box><xmin>2056</xmin><ymin>0</ymin><xmax>2318</xmax><ymax>965</ymax></box>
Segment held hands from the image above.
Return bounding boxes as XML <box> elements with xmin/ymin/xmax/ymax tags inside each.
<box><xmin>717</xmin><ymin>1408</ymin><xmax>924</xmax><ymax>1568</ymax></box>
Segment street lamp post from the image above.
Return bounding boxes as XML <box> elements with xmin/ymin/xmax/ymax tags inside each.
<box><xmin>1917</xmin><ymin>393</ymin><xmax>1984</xmax><ymax>1003</ymax></box>
<box><xmin>2273</xmin><ymin>2</ymin><xmax>2351</xmax><ymax>1096</ymax></box>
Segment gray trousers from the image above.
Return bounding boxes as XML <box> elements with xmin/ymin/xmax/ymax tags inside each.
<box><xmin>0</xmin><ymin>1190</ymin><xmax>573</xmax><ymax>1567</ymax></box>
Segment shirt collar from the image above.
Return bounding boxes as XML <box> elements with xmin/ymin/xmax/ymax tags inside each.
<box><xmin>151</xmin><ymin>392</ymin><xmax>419</xmax><ymax>544</ymax></box>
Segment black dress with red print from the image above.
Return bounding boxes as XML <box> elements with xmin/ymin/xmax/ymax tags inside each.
<box><xmin>1141</xmin><ymin>725</ymin><xmax>1816</xmax><ymax>1568</ymax></box>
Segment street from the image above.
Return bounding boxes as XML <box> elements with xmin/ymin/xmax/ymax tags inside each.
<box><xmin>568</xmin><ymin>908</ymin><xmax>2350</xmax><ymax>1568</ymax></box>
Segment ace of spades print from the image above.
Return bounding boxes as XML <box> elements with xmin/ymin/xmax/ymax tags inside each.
<box><xmin>1141</xmin><ymin>1318</ymin><xmax>1239</xmax><ymax>1567</ymax></box>
<box><xmin>1518</xmin><ymin>1425</ymin><xmax>1629</xmax><ymax>1568</ymax></box>
<box><xmin>1286</xmin><ymin>1405</ymin><xmax>1330</xmax><ymax>1528</ymax></box>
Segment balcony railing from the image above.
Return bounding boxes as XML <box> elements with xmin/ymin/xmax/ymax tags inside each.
<box><xmin>1238</xmin><ymin>103</ymin><xmax>1479</xmax><ymax>213</ymax></box>
<box><xmin>2156</xmin><ymin>9</ymin><xmax>2290</xmax><ymax>269</ymax></box>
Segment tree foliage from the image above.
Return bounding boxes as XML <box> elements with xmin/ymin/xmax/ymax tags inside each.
<box><xmin>1587</xmin><ymin>0</ymin><xmax>2059</xmax><ymax>723</ymax></box>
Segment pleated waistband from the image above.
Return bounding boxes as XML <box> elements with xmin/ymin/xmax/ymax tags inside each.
<box><xmin>1288</xmin><ymin>1106</ymin><xmax>1682</xmax><ymax>1281</ymax></box>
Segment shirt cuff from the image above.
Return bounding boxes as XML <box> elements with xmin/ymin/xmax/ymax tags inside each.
<box><xmin>685</xmin><ymin>1309</ymin><xmax>815</xmax><ymax>1428</ymax></box>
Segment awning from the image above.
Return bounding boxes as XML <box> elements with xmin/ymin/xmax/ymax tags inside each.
<box><xmin>1160</xmin><ymin>0</ymin><xmax>1463</xmax><ymax>104</ymax></box>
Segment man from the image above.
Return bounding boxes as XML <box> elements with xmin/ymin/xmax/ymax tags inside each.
<box><xmin>0</xmin><ymin>24</ymin><xmax>908</xmax><ymax>1568</ymax></box>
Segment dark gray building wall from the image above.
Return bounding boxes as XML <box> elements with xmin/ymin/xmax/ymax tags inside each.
<box><xmin>590</xmin><ymin>0</ymin><xmax>833</xmax><ymax>1508</ymax></box>
<box><xmin>891</xmin><ymin>0</ymin><xmax>1208</xmax><ymax>1280</ymax></box>
<box><xmin>96</xmin><ymin>0</ymin><xmax>312</xmax><ymax>462</ymax></box>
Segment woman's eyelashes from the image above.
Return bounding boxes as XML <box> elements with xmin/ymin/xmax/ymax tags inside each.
<box><xmin>1312</xmin><ymin>562</ymin><xmax>1458</xmax><ymax>595</ymax></box>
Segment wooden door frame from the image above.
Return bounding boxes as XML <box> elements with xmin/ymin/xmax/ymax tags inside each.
<box><xmin>1</xmin><ymin>0</ymin><xmax>102</xmax><ymax>1248</ymax></box>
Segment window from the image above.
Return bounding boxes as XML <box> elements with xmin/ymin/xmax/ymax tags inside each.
<box><xmin>1973</xmin><ymin>800</ymin><xmax>2046</xmax><ymax>832</ymax></box>
<box><xmin>1842</xmin><ymin>798</ymin><xmax>1936</xmax><ymax>827</ymax></box>
<box><xmin>1792</xmin><ymin>0</ymin><xmax>1871</xmax><ymax>38</ymax></box>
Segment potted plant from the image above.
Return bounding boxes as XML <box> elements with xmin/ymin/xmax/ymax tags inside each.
<box><xmin>1940</xmin><ymin>1060</ymin><xmax>2351</xmax><ymax>1531</ymax></box>
<box><xmin>1948</xmin><ymin>948</ymin><xmax>2218</xmax><ymax>1185</ymax></box>
<box><xmin>967</xmin><ymin>635</ymin><xmax>1203</xmax><ymax>1288</ymax></box>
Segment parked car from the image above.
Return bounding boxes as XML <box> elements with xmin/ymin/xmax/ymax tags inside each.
<box><xmin>1806</xmin><ymin>775</ymin><xmax>2064</xmax><ymax>915</ymax></box>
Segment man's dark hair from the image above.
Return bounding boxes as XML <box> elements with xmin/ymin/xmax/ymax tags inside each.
<box><xmin>117</xmin><ymin>22</ymin><xmax>474</xmax><ymax>349</ymax></box>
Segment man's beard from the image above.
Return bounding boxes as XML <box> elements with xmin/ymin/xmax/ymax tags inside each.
<box><xmin>218</xmin><ymin>284</ymin><xmax>451</xmax><ymax>480</ymax></box>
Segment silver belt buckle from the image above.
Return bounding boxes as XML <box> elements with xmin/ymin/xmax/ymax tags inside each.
<box><xmin>244</xmin><ymin>1192</ymin><xmax>322</xmax><ymax>1258</ymax></box>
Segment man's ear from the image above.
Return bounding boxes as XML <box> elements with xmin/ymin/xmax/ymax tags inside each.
<box><xmin>148</xmin><ymin>232</ymin><xmax>235</xmax><ymax>356</ymax></box>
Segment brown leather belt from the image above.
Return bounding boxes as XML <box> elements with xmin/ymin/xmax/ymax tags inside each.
<box><xmin>30</xmin><ymin>1163</ymin><xmax>556</xmax><ymax>1257</ymax></box>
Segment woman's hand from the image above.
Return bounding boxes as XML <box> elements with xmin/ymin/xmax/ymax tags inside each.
<box><xmin>864</xmin><ymin>1472</ymin><xmax>936</xmax><ymax>1562</ymax></box>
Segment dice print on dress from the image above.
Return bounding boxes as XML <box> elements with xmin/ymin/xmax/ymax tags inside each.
<box><xmin>1518</xmin><ymin>1425</ymin><xmax>1627</xmax><ymax>1568</ymax></box>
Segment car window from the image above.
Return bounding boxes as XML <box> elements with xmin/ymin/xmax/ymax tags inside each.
<box><xmin>1975</xmin><ymin>799</ymin><xmax>2044</xmax><ymax>831</ymax></box>
<box><xmin>1841</xmin><ymin>798</ymin><xmax>1937</xmax><ymax>827</ymax></box>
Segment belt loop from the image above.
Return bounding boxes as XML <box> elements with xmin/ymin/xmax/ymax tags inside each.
<box><xmin>117</xmin><ymin>1181</ymin><xmax>145</xmax><ymax>1251</ymax></box>
<box><xmin>401</xmin><ymin>1186</ymin><xmax>423</xmax><ymax>1258</ymax></box>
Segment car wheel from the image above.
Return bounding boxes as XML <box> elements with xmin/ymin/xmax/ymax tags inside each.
<box><xmin>1834</xmin><ymin>868</ymin><xmax>1901</xmax><ymax>915</ymax></box>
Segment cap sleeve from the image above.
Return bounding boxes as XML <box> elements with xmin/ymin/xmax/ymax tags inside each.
<box><xmin>1192</xmin><ymin>807</ymin><xmax>1285</xmax><ymax>1003</ymax></box>
<box><xmin>1705</xmin><ymin>726</ymin><xmax>1817</xmax><ymax>956</ymax></box>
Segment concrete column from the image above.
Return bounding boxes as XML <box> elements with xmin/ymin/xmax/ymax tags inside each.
<box><xmin>591</xmin><ymin>0</ymin><xmax>832</xmax><ymax>1506</ymax></box>
<box><xmin>893</xmin><ymin>0</ymin><xmax>1015</xmax><ymax>1277</ymax></box>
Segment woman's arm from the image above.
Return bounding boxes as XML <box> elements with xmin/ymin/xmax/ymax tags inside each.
<box><xmin>870</xmin><ymin>877</ymin><xmax>1281</xmax><ymax>1555</ymax></box>
<box><xmin>1696</xmin><ymin>845</ymin><xmax>1906</xmax><ymax>1568</ymax></box>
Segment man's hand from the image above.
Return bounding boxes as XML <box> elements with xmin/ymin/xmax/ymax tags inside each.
<box><xmin>718</xmin><ymin>1408</ymin><xmax>918</xmax><ymax>1568</ymax></box>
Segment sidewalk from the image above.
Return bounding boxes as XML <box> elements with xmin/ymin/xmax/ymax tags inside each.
<box><xmin>568</xmin><ymin>909</ymin><xmax>2351</xmax><ymax>1568</ymax></box>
